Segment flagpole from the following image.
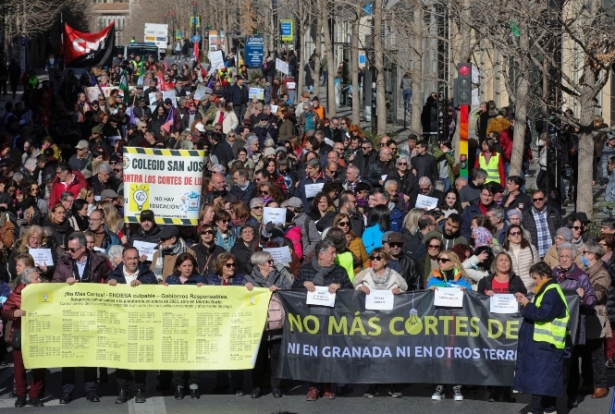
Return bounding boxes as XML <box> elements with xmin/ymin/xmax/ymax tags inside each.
<box><xmin>60</xmin><ymin>13</ymin><xmax>65</xmax><ymax>70</ymax></box>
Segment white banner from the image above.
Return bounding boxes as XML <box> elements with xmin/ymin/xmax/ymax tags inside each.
<box><xmin>275</xmin><ymin>58</ymin><xmax>289</xmax><ymax>75</ymax></box>
<box><xmin>123</xmin><ymin>148</ymin><xmax>205</xmax><ymax>225</ymax></box>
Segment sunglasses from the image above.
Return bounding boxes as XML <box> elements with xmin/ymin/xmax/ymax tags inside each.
<box><xmin>253</xmin><ymin>206</ymin><xmax>263</xmax><ymax>210</ymax></box>
<box><xmin>68</xmin><ymin>247</ymin><xmax>82</xmax><ymax>253</ymax></box>
<box><xmin>532</xmin><ymin>197</ymin><xmax>544</xmax><ymax>202</ymax></box>
<box><xmin>428</xmin><ymin>244</ymin><xmax>441</xmax><ymax>249</ymax></box>
<box><xmin>437</xmin><ymin>257</ymin><xmax>451</xmax><ymax>263</ymax></box>
<box><xmin>260</xmin><ymin>191</ymin><xmax>270</xmax><ymax>196</ymax></box>
<box><xmin>338</xmin><ymin>221</ymin><xmax>349</xmax><ymax>226</ymax></box>
<box><xmin>509</xmin><ymin>231</ymin><xmax>522</xmax><ymax>236</ymax></box>
<box><xmin>399</xmin><ymin>162</ymin><xmax>408</xmax><ymax>166</ymax></box>
<box><xmin>266</xmin><ymin>260</ymin><xmax>274</xmax><ymax>264</ymax></box>
<box><xmin>201</xmin><ymin>230</ymin><xmax>215</xmax><ymax>235</ymax></box>
<box><xmin>361</xmin><ymin>147</ymin><xmax>370</xmax><ymax>150</ymax></box>
<box><xmin>389</xmin><ymin>242</ymin><xmax>403</xmax><ymax>248</ymax></box>
<box><xmin>572</xmin><ymin>226</ymin><xmax>582</xmax><ymax>230</ymax></box>
<box><xmin>218</xmin><ymin>219</ymin><xmax>229</xmax><ymax>224</ymax></box>
<box><xmin>370</xmin><ymin>256</ymin><xmax>383</xmax><ymax>261</ymax></box>
<box><xmin>225</xmin><ymin>262</ymin><xmax>236</xmax><ymax>268</ymax></box>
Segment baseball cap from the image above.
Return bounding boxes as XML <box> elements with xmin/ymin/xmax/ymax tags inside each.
<box><xmin>281</xmin><ymin>197</ymin><xmax>302</xmax><ymax>208</ymax></box>
<box><xmin>258</xmin><ymin>113</ymin><xmax>268</xmax><ymax>121</ymax></box>
<box><xmin>382</xmin><ymin>231</ymin><xmax>403</xmax><ymax>244</ymax></box>
<box><xmin>91</xmin><ymin>125</ymin><xmax>103</xmax><ymax>134</ymax></box>
<box><xmin>75</xmin><ymin>140</ymin><xmax>89</xmax><ymax>150</ymax></box>
<box><xmin>140</xmin><ymin>210</ymin><xmax>155</xmax><ymax>222</ymax></box>
<box><xmin>195</xmin><ymin>123</ymin><xmax>206</xmax><ymax>133</ymax></box>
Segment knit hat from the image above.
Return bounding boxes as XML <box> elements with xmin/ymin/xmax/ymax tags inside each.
<box><xmin>472</xmin><ymin>227</ymin><xmax>493</xmax><ymax>247</ymax></box>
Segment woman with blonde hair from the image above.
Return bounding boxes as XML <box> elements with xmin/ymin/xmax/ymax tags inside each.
<box><xmin>8</xmin><ymin>226</ymin><xmax>54</xmax><ymax>281</ymax></box>
<box><xmin>98</xmin><ymin>200</ymin><xmax>123</xmax><ymax>235</ymax></box>
<box><xmin>78</xmin><ymin>187</ymin><xmax>96</xmax><ymax>215</ymax></box>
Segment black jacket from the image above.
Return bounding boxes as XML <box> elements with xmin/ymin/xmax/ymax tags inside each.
<box><xmin>130</xmin><ymin>224</ymin><xmax>162</xmax><ymax>245</ymax></box>
<box><xmin>521</xmin><ymin>205</ymin><xmax>562</xmax><ymax>248</ymax></box>
<box><xmin>365</xmin><ymin>159</ymin><xmax>396</xmax><ymax>188</ymax></box>
<box><xmin>231</xmin><ymin>240</ymin><xmax>257</xmax><ymax>275</ymax></box>
<box><xmin>387</xmin><ymin>169</ymin><xmax>417</xmax><ymax>196</ymax></box>
<box><xmin>107</xmin><ymin>263</ymin><xmax>158</xmax><ymax>284</ymax></box>
<box><xmin>390</xmin><ymin>254</ymin><xmax>422</xmax><ymax>291</ymax></box>
<box><xmin>192</xmin><ymin>242</ymin><xmax>226</xmax><ymax>275</ymax></box>
<box><xmin>229</xmin><ymin>181</ymin><xmax>257</xmax><ymax>205</ymax></box>
<box><xmin>87</xmin><ymin>174</ymin><xmax>120</xmax><ymax>196</ymax></box>
<box><xmin>351</xmin><ymin>150</ymin><xmax>378</xmax><ymax>178</ymax></box>
<box><xmin>410</xmin><ymin>153</ymin><xmax>438</xmax><ymax>184</ymax></box>
<box><xmin>292</xmin><ymin>262</ymin><xmax>352</xmax><ymax>289</ymax></box>
<box><xmin>477</xmin><ymin>273</ymin><xmax>528</xmax><ymax>296</ymax></box>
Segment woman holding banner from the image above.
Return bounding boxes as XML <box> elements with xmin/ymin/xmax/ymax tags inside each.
<box><xmin>245</xmin><ymin>251</ymin><xmax>293</xmax><ymax>399</ymax></box>
<box><xmin>165</xmin><ymin>253</ymin><xmax>206</xmax><ymax>400</ymax></box>
<box><xmin>427</xmin><ymin>250</ymin><xmax>471</xmax><ymax>401</ymax></box>
<box><xmin>514</xmin><ymin>261</ymin><xmax>569</xmax><ymax>414</ymax></box>
<box><xmin>354</xmin><ymin>247</ymin><xmax>407</xmax><ymax>399</ymax></box>
<box><xmin>477</xmin><ymin>251</ymin><xmax>526</xmax><ymax>402</ymax></box>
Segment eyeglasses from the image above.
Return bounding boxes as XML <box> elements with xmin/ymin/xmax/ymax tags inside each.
<box><xmin>224</xmin><ymin>262</ymin><xmax>236</xmax><ymax>268</ymax></box>
<box><xmin>253</xmin><ymin>206</ymin><xmax>263</xmax><ymax>210</ymax></box>
<box><xmin>88</xmin><ymin>217</ymin><xmax>102</xmax><ymax>222</ymax></box>
<box><xmin>338</xmin><ymin>221</ymin><xmax>349</xmax><ymax>226</ymax></box>
<box><xmin>399</xmin><ymin>162</ymin><xmax>407</xmax><ymax>166</ymax></box>
<box><xmin>428</xmin><ymin>244</ymin><xmax>441</xmax><ymax>249</ymax></box>
<box><xmin>437</xmin><ymin>257</ymin><xmax>451</xmax><ymax>263</ymax></box>
<box><xmin>260</xmin><ymin>191</ymin><xmax>270</xmax><ymax>196</ymax></box>
<box><xmin>68</xmin><ymin>247</ymin><xmax>82</xmax><ymax>253</ymax></box>
<box><xmin>509</xmin><ymin>231</ymin><xmax>522</xmax><ymax>236</ymax></box>
<box><xmin>370</xmin><ymin>256</ymin><xmax>383</xmax><ymax>261</ymax></box>
<box><xmin>110</xmin><ymin>161</ymin><xmax>118</xmax><ymax>165</ymax></box>
<box><xmin>532</xmin><ymin>197</ymin><xmax>544</xmax><ymax>202</ymax></box>
<box><xmin>389</xmin><ymin>242</ymin><xmax>403</xmax><ymax>248</ymax></box>
<box><xmin>361</xmin><ymin>146</ymin><xmax>370</xmax><ymax>150</ymax></box>
<box><xmin>390</xmin><ymin>147</ymin><xmax>397</xmax><ymax>151</ymax></box>
<box><xmin>218</xmin><ymin>219</ymin><xmax>229</xmax><ymax>224</ymax></box>
<box><xmin>202</xmin><ymin>230</ymin><xmax>215</xmax><ymax>235</ymax></box>
<box><xmin>572</xmin><ymin>226</ymin><xmax>582</xmax><ymax>230</ymax></box>
<box><xmin>266</xmin><ymin>260</ymin><xmax>274</xmax><ymax>264</ymax></box>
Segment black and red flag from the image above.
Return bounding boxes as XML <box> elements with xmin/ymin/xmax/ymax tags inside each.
<box><xmin>63</xmin><ymin>22</ymin><xmax>115</xmax><ymax>68</ymax></box>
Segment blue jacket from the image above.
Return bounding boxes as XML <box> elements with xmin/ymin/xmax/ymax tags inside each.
<box><xmin>166</xmin><ymin>274</ymin><xmax>207</xmax><ymax>285</ymax></box>
<box><xmin>229</xmin><ymin>83</ymin><xmax>249</xmax><ymax>106</ymax></box>
<box><xmin>362</xmin><ymin>224</ymin><xmax>386</xmax><ymax>255</ymax></box>
<box><xmin>107</xmin><ymin>263</ymin><xmax>158</xmax><ymax>284</ymax></box>
<box><xmin>514</xmin><ymin>279</ymin><xmax>567</xmax><ymax>397</ymax></box>
<box><xmin>205</xmin><ymin>273</ymin><xmax>246</xmax><ymax>286</ymax></box>
<box><xmin>389</xmin><ymin>206</ymin><xmax>403</xmax><ymax>233</ymax></box>
<box><xmin>230</xmin><ymin>181</ymin><xmax>257</xmax><ymax>205</ymax></box>
<box><xmin>99</xmin><ymin>226</ymin><xmax>121</xmax><ymax>254</ymax></box>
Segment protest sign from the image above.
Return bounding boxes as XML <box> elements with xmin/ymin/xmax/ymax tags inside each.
<box><xmin>262</xmin><ymin>207</ymin><xmax>286</xmax><ymax>225</ymax></box>
<box><xmin>132</xmin><ymin>241</ymin><xmax>158</xmax><ymax>261</ymax></box>
<box><xmin>277</xmin><ymin>290</ymin><xmax>580</xmax><ymax>385</ymax></box>
<box><xmin>209</xmin><ymin>50</ymin><xmax>224</xmax><ymax>71</ymax></box>
<box><xmin>148</xmin><ymin>92</ymin><xmax>158</xmax><ymax>105</ymax></box>
<box><xmin>27</xmin><ymin>248</ymin><xmax>54</xmax><ymax>266</ymax></box>
<box><xmin>415</xmin><ymin>194</ymin><xmax>439</xmax><ymax>210</ymax></box>
<box><xmin>434</xmin><ymin>287</ymin><xmax>464</xmax><ymax>307</ymax></box>
<box><xmin>490</xmin><ymin>294</ymin><xmax>520</xmax><ymax>314</ymax></box>
<box><xmin>162</xmin><ymin>90</ymin><xmax>178</xmax><ymax>107</ymax></box>
<box><xmin>306</xmin><ymin>286</ymin><xmax>336</xmax><ymax>307</ymax></box>
<box><xmin>249</xmin><ymin>87</ymin><xmax>264</xmax><ymax>100</ymax></box>
<box><xmin>304</xmin><ymin>183</ymin><xmax>324</xmax><ymax>199</ymax></box>
<box><xmin>22</xmin><ymin>284</ymin><xmax>271</xmax><ymax>370</ymax></box>
<box><xmin>263</xmin><ymin>247</ymin><xmax>292</xmax><ymax>264</ymax></box>
<box><xmin>123</xmin><ymin>148</ymin><xmax>205</xmax><ymax>225</ymax></box>
<box><xmin>275</xmin><ymin>58</ymin><xmax>289</xmax><ymax>75</ymax></box>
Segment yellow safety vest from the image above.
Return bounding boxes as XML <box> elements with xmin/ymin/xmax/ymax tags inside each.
<box><xmin>532</xmin><ymin>282</ymin><xmax>569</xmax><ymax>349</ymax></box>
<box><xmin>335</xmin><ymin>251</ymin><xmax>355</xmax><ymax>282</ymax></box>
<box><xmin>478</xmin><ymin>152</ymin><xmax>501</xmax><ymax>184</ymax></box>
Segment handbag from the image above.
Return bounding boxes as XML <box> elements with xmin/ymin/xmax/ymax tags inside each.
<box><xmin>11</xmin><ymin>328</ymin><xmax>21</xmax><ymax>351</ymax></box>
<box><xmin>586</xmin><ymin>305</ymin><xmax>607</xmax><ymax>339</ymax></box>
<box><xmin>265</xmin><ymin>294</ymin><xmax>286</xmax><ymax>331</ymax></box>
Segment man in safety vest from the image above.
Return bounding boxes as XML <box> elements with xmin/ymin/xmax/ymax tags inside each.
<box><xmin>475</xmin><ymin>138</ymin><xmax>505</xmax><ymax>185</ymax></box>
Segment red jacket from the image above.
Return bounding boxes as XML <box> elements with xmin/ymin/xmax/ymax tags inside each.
<box><xmin>2</xmin><ymin>283</ymin><xmax>24</xmax><ymax>343</ymax></box>
<box><xmin>49</xmin><ymin>170</ymin><xmax>89</xmax><ymax>208</ymax></box>
<box><xmin>499</xmin><ymin>128</ymin><xmax>513</xmax><ymax>163</ymax></box>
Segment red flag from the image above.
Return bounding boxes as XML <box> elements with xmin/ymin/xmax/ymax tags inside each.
<box><xmin>193</xmin><ymin>41</ymin><xmax>199</xmax><ymax>62</ymax></box>
<box><xmin>63</xmin><ymin>22</ymin><xmax>115</xmax><ymax>67</ymax></box>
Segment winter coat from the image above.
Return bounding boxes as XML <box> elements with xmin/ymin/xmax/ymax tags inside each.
<box><xmin>165</xmin><ymin>273</ymin><xmax>207</xmax><ymax>285</ymax></box>
<box><xmin>294</xmin><ymin>212</ymin><xmax>320</xmax><ymax>259</ymax></box>
<box><xmin>52</xmin><ymin>252</ymin><xmax>111</xmax><ymax>283</ymax></box>
<box><xmin>2</xmin><ymin>283</ymin><xmax>26</xmax><ymax>344</ymax></box>
<box><xmin>585</xmin><ymin>260</ymin><xmax>612</xmax><ymax>339</ymax></box>
<box><xmin>410</xmin><ymin>153</ymin><xmax>438</xmax><ymax>185</ymax></box>
<box><xmin>521</xmin><ymin>206</ymin><xmax>563</xmax><ymax>249</ymax></box>
<box><xmin>389</xmin><ymin>205</ymin><xmax>403</xmax><ymax>233</ymax></box>
<box><xmin>42</xmin><ymin>218</ymin><xmax>74</xmax><ymax>249</ymax></box>
<box><xmin>292</xmin><ymin>261</ymin><xmax>352</xmax><ymax>289</ymax></box>
<box><xmin>348</xmin><ymin>236</ymin><xmax>370</xmax><ymax>274</ymax></box>
<box><xmin>460</xmin><ymin>200</ymin><xmax>491</xmax><ymax>241</ymax></box>
<box><xmin>476</xmin><ymin>273</ymin><xmax>527</xmax><ymax>296</ymax></box>
<box><xmin>552</xmin><ymin>265</ymin><xmax>597</xmax><ymax>345</ymax></box>
<box><xmin>365</xmin><ymin>159</ymin><xmax>395</xmax><ymax>188</ymax></box>
<box><xmin>130</xmin><ymin>224</ymin><xmax>162</xmax><ymax>245</ymax></box>
<box><xmin>229</xmin><ymin>83</ymin><xmax>249</xmax><ymax>106</ymax></box>
<box><xmin>432</xmin><ymin>147</ymin><xmax>456</xmax><ymax>181</ymax></box>
<box><xmin>49</xmin><ymin>170</ymin><xmax>89</xmax><ymax>208</ymax></box>
<box><xmin>426</xmin><ymin>268</ymin><xmax>472</xmax><ymax>290</ymax></box>
<box><xmin>214</xmin><ymin>110</ymin><xmax>239</xmax><ymax>134</ymax></box>
<box><xmin>351</xmin><ymin>150</ymin><xmax>378</xmax><ymax>178</ymax></box>
<box><xmin>604</xmin><ymin>254</ymin><xmax>615</xmax><ymax>323</ymax></box>
<box><xmin>107</xmin><ymin>263</ymin><xmax>158</xmax><ymax>285</ymax></box>
<box><xmin>506</xmin><ymin>243</ymin><xmax>540</xmax><ymax>291</ymax></box>
<box><xmin>205</xmin><ymin>273</ymin><xmax>246</xmax><ymax>286</ymax></box>
<box><xmin>214</xmin><ymin>229</ymin><xmax>235</xmax><ymax>252</ymax></box>
<box><xmin>192</xmin><ymin>243</ymin><xmax>225</xmax><ymax>276</ymax></box>
<box><xmin>387</xmin><ymin>170</ymin><xmax>417</xmax><ymax>198</ymax></box>
<box><xmin>231</xmin><ymin>240</ymin><xmax>258</xmax><ymax>275</ymax></box>
<box><xmin>462</xmin><ymin>255</ymin><xmax>490</xmax><ymax>286</ymax></box>
<box><xmin>362</xmin><ymin>224</ymin><xmax>386</xmax><ymax>255</ymax></box>
<box><xmin>284</xmin><ymin>226</ymin><xmax>303</xmax><ymax>261</ymax></box>
<box><xmin>420</xmin><ymin>97</ymin><xmax>438</xmax><ymax>133</ymax></box>
<box><xmin>390</xmin><ymin>254</ymin><xmax>422</xmax><ymax>291</ymax></box>
<box><xmin>87</xmin><ymin>174</ymin><xmax>120</xmax><ymax>197</ymax></box>
<box><xmin>150</xmin><ymin>247</ymin><xmax>197</xmax><ymax>282</ymax></box>
<box><xmin>606</xmin><ymin>169</ymin><xmax>615</xmax><ymax>202</ymax></box>
<box><xmin>514</xmin><ymin>279</ymin><xmax>567</xmax><ymax>397</ymax></box>
<box><xmin>229</xmin><ymin>181</ymin><xmax>257</xmax><ymax>205</ymax></box>
<box><xmin>499</xmin><ymin>128</ymin><xmax>513</xmax><ymax>163</ymax></box>
<box><xmin>353</xmin><ymin>268</ymin><xmax>407</xmax><ymax>292</ymax></box>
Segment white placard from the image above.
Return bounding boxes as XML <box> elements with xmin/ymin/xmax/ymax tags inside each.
<box><xmin>28</xmin><ymin>248</ymin><xmax>54</xmax><ymax>266</ymax></box>
<box><xmin>149</xmin><ymin>92</ymin><xmax>158</xmax><ymax>105</ymax></box>
<box><xmin>381</xmin><ymin>174</ymin><xmax>387</xmax><ymax>181</ymax></box>
<box><xmin>433</xmin><ymin>287</ymin><xmax>464</xmax><ymax>307</ymax></box>
<box><xmin>306</xmin><ymin>286</ymin><xmax>336</xmax><ymax>307</ymax></box>
<box><xmin>263</xmin><ymin>247</ymin><xmax>292</xmax><ymax>264</ymax></box>
<box><xmin>162</xmin><ymin>90</ymin><xmax>178</xmax><ymax>107</ymax></box>
<box><xmin>416</xmin><ymin>194</ymin><xmax>439</xmax><ymax>210</ymax></box>
<box><xmin>275</xmin><ymin>58</ymin><xmax>289</xmax><ymax>75</ymax></box>
<box><xmin>490</xmin><ymin>294</ymin><xmax>519</xmax><ymax>314</ymax></box>
<box><xmin>270</xmin><ymin>104</ymin><xmax>279</xmax><ymax>114</ymax></box>
<box><xmin>262</xmin><ymin>207</ymin><xmax>287</xmax><ymax>225</ymax></box>
<box><xmin>249</xmin><ymin>87</ymin><xmax>264</xmax><ymax>100</ymax></box>
<box><xmin>304</xmin><ymin>183</ymin><xmax>324</xmax><ymax>199</ymax></box>
<box><xmin>286</xmin><ymin>82</ymin><xmax>296</xmax><ymax>90</ymax></box>
<box><xmin>365</xmin><ymin>290</ymin><xmax>394</xmax><ymax>310</ymax></box>
<box><xmin>193</xmin><ymin>85</ymin><xmax>207</xmax><ymax>101</ymax></box>
<box><xmin>133</xmin><ymin>241</ymin><xmax>158</xmax><ymax>261</ymax></box>
<box><xmin>209</xmin><ymin>50</ymin><xmax>225</xmax><ymax>71</ymax></box>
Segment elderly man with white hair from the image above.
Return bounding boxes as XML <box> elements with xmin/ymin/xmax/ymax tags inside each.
<box><xmin>407</xmin><ymin>177</ymin><xmax>444</xmax><ymax>210</ymax></box>
<box><xmin>87</xmin><ymin>163</ymin><xmax>119</xmax><ymax>197</ymax></box>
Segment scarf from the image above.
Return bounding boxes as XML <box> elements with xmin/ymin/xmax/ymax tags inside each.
<box><xmin>154</xmin><ymin>238</ymin><xmax>187</xmax><ymax>280</ymax></box>
<box><xmin>311</xmin><ymin>257</ymin><xmax>336</xmax><ymax>286</ymax></box>
<box><xmin>554</xmin><ymin>264</ymin><xmax>575</xmax><ymax>283</ymax></box>
<box><xmin>369</xmin><ymin>268</ymin><xmax>393</xmax><ymax>290</ymax></box>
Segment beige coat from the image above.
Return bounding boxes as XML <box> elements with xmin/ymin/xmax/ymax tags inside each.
<box><xmin>586</xmin><ymin>260</ymin><xmax>613</xmax><ymax>338</ymax></box>
<box><xmin>506</xmin><ymin>243</ymin><xmax>540</xmax><ymax>291</ymax></box>
<box><xmin>150</xmin><ymin>247</ymin><xmax>197</xmax><ymax>282</ymax></box>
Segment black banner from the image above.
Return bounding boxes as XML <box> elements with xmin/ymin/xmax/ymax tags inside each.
<box><xmin>277</xmin><ymin>290</ymin><xmax>579</xmax><ymax>386</ymax></box>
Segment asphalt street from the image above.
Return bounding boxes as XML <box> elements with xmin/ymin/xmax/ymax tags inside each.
<box><xmin>0</xmin><ymin>364</ymin><xmax>610</xmax><ymax>413</ymax></box>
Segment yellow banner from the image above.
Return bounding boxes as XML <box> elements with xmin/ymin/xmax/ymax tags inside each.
<box><xmin>22</xmin><ymin>284</ymin><xmax>271</xmax><ymax>370</ymax></box>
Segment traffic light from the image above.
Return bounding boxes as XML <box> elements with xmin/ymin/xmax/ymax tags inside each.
<box><xmin>454</xmin><ymin>63</ymin><xmax>472</xmax><ymax>106</ymax></box>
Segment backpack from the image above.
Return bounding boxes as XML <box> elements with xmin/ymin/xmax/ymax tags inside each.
<box><xmin>266</xmin><ymin>294</ymin><xmax>286</xmax><ymax>331</ymax></box>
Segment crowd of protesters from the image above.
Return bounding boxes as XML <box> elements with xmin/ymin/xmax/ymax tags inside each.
<box><xmin>0</xmin><ymin>49</ymin><xmax>611</xmax><ymax>414</ymax></box>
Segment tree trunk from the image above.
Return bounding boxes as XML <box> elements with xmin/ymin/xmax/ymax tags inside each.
<box><xmin>310</xmin><ymin>10</ymin><xmax>321</xmax><ymax>99</ymax></box>
<box><xmin>411</xmin><ymin>2</ymin><xmax>423</xmax><ymax>134</ymax></box>
<box><xmin>351</xmin><ymin>18</ymin><xmax>360</xmax><ymax>124</ymax></box>
<box><xmin>321</xmin><ymin>4</ymin><xmax>336</xmax><ymax>117</ymax></box>
<box><xmin>374</xmin><ymin>0</ymin><xmax>386</xmax><ymax>135</ymax></box>
<box><xmin>509</xmin><ymin>23</ymin><xmax>530</xmax><ymax>177</ymax></box>
<box><xmin>576</xmin><ymin>83</ymin><xmax>596</xmax><ymax>217</ymax></box>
